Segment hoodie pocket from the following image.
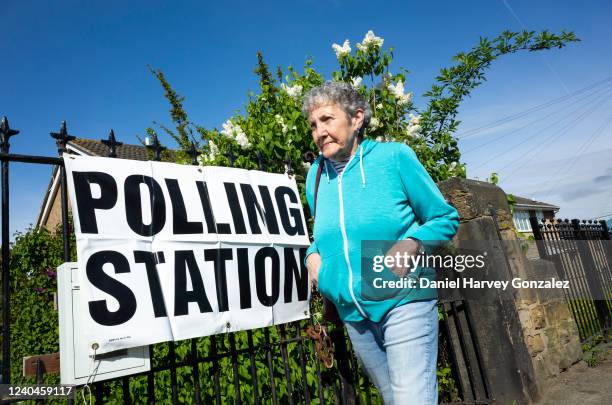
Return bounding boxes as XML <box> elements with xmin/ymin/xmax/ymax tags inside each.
<box><xmin>316</xmin><ymin>252</ymin><xmax>345</xmax><ymax>304</ymax></box>
<box><xmin>358</xmin><ymin>244</ymin><xmax>424</xmax><ymax>302</ymax></box>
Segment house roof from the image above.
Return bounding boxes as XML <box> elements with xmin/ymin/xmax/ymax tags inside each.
<box><xmin>69</xmin><ymin>138</ymin><xmax>150</xmax><ymax>160</ymax></box>
<box><xmin>513</xmin><ymin>195</ymin><xmax>560</xmax><ymax>211</ymax></box>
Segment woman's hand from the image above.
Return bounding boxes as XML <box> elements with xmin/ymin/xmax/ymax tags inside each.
<box><xmin>384</xmin><ymin>238</ymin><xmax>422</xmax><ymax>278</ymax></box>
<box><xmin>306</xmin><ymin>253</ymin><xmax>322</xmax><ymax>289</ymax></box>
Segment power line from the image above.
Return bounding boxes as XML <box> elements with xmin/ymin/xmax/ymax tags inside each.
<box><xmin>462</xmin><ymin>80</ymin><xmax>612</xmax><ymax>154</ymax></box>
<box><xmin>547</xmin><ymin>114</ymin><xmax>612</xmax><ymax>186</ymax></box>
<box><xmin>469</xmin><ymin>84</ymin><xmax>612</xmax><ymax>172</ymax></box>
<box><xmin>498</xmin><ymin>87</ymin><xmax>612</xmax><ymax>177</ymax></box>
<box><xmin>458</xmin><ymin>76</ymin><xmax>612</xmax><ymax>139</ymax></box>
<box><xmin>537</xmin><ymin>114</ymin><xmax>612</xmax><ymax>207</ymax></box>
<box><xmin>499</xmin><ymin>0</ymin><xmax>570</xmax><ymax>94</ymax></box>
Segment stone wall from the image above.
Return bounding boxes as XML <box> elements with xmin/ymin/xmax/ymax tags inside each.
<box><xmin>516</xmin><ymin>259</ymin><xmax>583</xmax><ymax>392</ymax></box>
<box><xmin>438</xmin><ymin>177</ymin><xmax>583</xmax><ymax>403</ymax></box>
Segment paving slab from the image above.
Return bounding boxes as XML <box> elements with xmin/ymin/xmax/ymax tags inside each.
<box><xmin>534</xmin><ymin>347</ymin><xmax>612</xmax><ymax>405</ymax></box>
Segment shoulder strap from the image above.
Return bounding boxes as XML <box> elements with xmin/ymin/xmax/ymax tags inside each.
<box><xmin>313</xmin><ymin>159</ymin><xmax>324</xmax><ymax>219</ymax></box>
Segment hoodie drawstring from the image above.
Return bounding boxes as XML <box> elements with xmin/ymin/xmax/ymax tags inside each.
<box><xmin>359</xmin><ymin>144</ymin><xmax>366</xmax><ymax>187</ymax></box>
<box><xmin>324</xmin><ymin>159</ymin><xmax>330</xmax><ymax>183</ymax></box>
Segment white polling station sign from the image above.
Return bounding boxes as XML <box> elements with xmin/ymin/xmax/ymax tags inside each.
<box><xmin>64</xmin><ymin>155</ymin><xmax>310</xmax><ymax>354</ymax></box>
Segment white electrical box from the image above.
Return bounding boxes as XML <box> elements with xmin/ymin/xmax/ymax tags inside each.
<box><xmin>58</xmin><ymin>262</ymin><xmax>151</xmax><ymax>385</ymax></box>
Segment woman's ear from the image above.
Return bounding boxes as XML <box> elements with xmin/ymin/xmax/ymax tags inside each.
<box><xmin>353</xmin><ymin>109</ymin><xmax>365</xmax><ymax>132</ymax></box>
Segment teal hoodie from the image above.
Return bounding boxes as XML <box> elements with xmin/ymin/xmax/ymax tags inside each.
<box><xmin>305</xmin><ymin>139</ymin><xmax>459</xmax><ymax>322</ymax></box>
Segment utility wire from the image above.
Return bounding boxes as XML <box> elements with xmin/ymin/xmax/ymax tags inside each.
<box><xmin>462</xmin><ymin>80</ymin><xmax>612</xmax><ymax>154</ymax></box>
<box><xmin>540</xmin><ymin>114</ymin><xmax>612</xmax><ymax>196</ymax></box>
<box><xmin>499</xmin><ymin>0</ymin><xmax>571</xmax><ymax>94</ymax></box>
<box><xmin>549</xmin><ymin>114</ymin><xmax>612</xmax><ymax>183</ymax></box>
<box><xmin>470</xmin><ymin>84</ymin><xmax>612</xmax><ymax>171</ymax></box>
<box><xmin>498</xmin><ymin>87</ymin><xmax>612</xmax><ymax>177</ymax></box>
<box><xmin>458</xmin><ymin>76</ymin><xmax>612</xmax><ymax>139</ymax></box>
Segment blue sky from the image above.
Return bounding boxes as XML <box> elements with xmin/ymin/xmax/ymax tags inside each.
<box><xmin>2</xmin><ymin>0</ymin><xmax>612</xmax><ymax>235</ymax></box>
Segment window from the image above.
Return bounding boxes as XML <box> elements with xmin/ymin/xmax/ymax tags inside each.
<box><xmin>513</xmin><ymin>210</ymin><xmax>544</xmax><ymax>232</ymax></box>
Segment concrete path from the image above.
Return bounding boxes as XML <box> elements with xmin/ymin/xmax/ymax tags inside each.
<box><xmin>535</xmin><ymin>347</ymin><xmax>612</xmax><ymax>405</ymax></box>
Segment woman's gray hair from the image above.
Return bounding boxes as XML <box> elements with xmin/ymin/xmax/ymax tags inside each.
<box><xmin>302</xmin><ymin>81</ymin><xmax>372</xmax><ymax>136</ymax></box>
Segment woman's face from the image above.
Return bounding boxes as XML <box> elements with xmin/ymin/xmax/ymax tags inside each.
<box><xmin>309</xmin><ymin>103</ymin><xmax>364</xmax><ymax>161</ymax></box>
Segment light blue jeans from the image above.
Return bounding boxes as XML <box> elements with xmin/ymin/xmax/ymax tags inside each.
<box><xmin>344</xmin><ymin>299</ymin><xmax>438</xmax><ymax>405</ymax></box>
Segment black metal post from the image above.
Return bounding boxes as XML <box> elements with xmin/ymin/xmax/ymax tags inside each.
<box><xmin>329</xmin><ymin>326</ymin><xmax>356</xmax><ymax>404</ymax></box>
<box><xmin>50</xmin><ymin>121</ymin><xmax>76</xmax><ymax>262</ymax></box>
<box><xmin>226</xmin><ymin>145</ymin><xmax>235</xmax><ymax>168</ymax></box>
<box><xmin>572</xmin><ymin>219</ymin><xmax>610</xmax><ymax>332</ymax></box>
<box><xmin>277</xmin><ymin>325</ymin><xmax>294</xmax><ymax>405</ymax></box>
<box><xmin>0</xmin><ymin>117</ymin><xmax>18</xmax><ymax>384</ymax></box>
<box><xmin>146</xmin><ymin>133</ymin><xmax>166</xmax><ymax>162</ymax></box>
<box><xmin>284</xmin><ymin>156</ymin><xmax>294</xmax><ymax>176</ymax></box>
<box><xmin>101</xmin><ymin>129</ymin><xmax>123</xmax><ymax>158</ymax></box>
<box><xmin>210</xmin><ymin>336</ymin><xmax>223</xmax><ymax>405</ymax></box>
<box><xmin>34</xmin><ymin>358</ymin><xmax>44</xmax><ymax>405</ymax></box>
<box><xmin>147</xmin><ymin>345</ymin><xmax>155</xmax><ymax>404</ymax></box>
<box><xmin>529</xmin><ymin>216</ymin><xmax>548</xmax><ymax>259</ymax></box>
<box><xmin>187</xmin><ymin>141</ymin><xmax>199</xmax><ymax>166</ymax></box>
<box><xmin>60</xmin><ymin>166</ymin><xmax>71</xmax><ymax>261</ymax></box>
<box><xmin>598</xmin><ymin>220</ymin><xmax>612</xmax><ymax>334</ymax></box>
<box><xmin>246</xmin><ymin>330</ymin><xmax>260</xmax><ymax>405</ymax></box>
<box><xmin>256</xmin><ymin>151</ymin><xmax>265</xmax><ymax>171</ymax></box>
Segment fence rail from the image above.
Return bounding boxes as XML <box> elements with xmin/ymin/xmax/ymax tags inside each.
<box><xmin>530</xmin><ymin>216</ymin><xmax>612</xmax><ymax>342</ymax></box>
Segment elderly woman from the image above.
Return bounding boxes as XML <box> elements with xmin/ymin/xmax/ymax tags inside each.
<box><xmin>302</xmin><ymin>81</ymin><xmax>459</xmax><ymax>404</ymax></box>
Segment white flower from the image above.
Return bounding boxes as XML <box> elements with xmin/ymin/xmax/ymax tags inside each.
<box><xmin>275</xmin><ymin>114</ymin><xmax>288</xmax><ymax>135</ymax></box>
<box><xmin>350</xmin><ymin>76</ymin><xmax>363</xmax><ymax>88</ymax></box>
<box><xmin>198</xmin><ymin>140</ymin><xmax>219</xmax><ymax>164</ymax></box>
<box><xmin>197</xmin><ymin>153</ymin><xmax>207</xmax><ymax>165</ymax></box>
<box><xmin>406</xmin><ymin>124</ymin><xmax>422</xmax><ymax>138</ymax></box>
<box><xmin>449</xmin><ymin>162</ymin><xmax>458</xmax><ymax>170</ymax></box>
<box><xmin>376</xmin><ymin>103</ymin><xmax>383</xmax><ymax>110</ymax></box>
<box><xmin>332</xmin><ymin>39</ymin><xmax>351</xmax><ymax>58</ymax></box>
<box><xmin>234</xmin><ymin>132</ymin><xmax>251</xmax><ymax>149</ymax></box>
<box><xmin>375</xmin><ymin>136</ymin><xmax>384</xmax><ymax>142</ymax></box>
<box><xmin>401</xmin><ymin>92</ymin><xmax>413</xmax><ymax>105</ymax></box>
<box><xmin>406</xmin><ymin>113</ymin><xmax>422</xmax><ymax>138</ymax></box>
<box><xmin>221</xmin><ymin>120</ymin><xmax>251</xmax><ymax>149</ymax></box>
<box><xmin>209</xmin><ymin>140</ymin><xmax>218</xmax><ymax>156</ymax></box>
<box><xmin>280</xmin><ymin>83</ymin><xmax>303</xmax><ymax>99</ymax></box>
<box><xmin>409</xmin><ymin>114</ymin><xmax>421</xmax><ymax>126</ymax></box>
<box><xmin>221</xmin><ymin>120</ymin><xmax>238</xmax><ymax>139</ymax></box>
<box><xmin>364</xmin><ymin>30</ymin><xmax>384</xmax><ymax>47</ymax></box>
<box><xmin>357</xmin><ymin>30</ymin><xmax>384</xmax><ymax>52</ymax></box>
<box><xmin>388</xmin><ymin>80</ymin><xmax>412</xmax><ymax>106</ymax></box>
<box><xmin>369</xmin><ymin>116</ymin><xmax>380</xmax><ymax>129</ymax></box>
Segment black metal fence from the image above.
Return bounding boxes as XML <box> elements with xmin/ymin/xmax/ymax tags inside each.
<box><xmin>530</xmin><ymin>217</ymin><xmax>612</xmax><ymax>342</ymax></box>
<box><xmin>0</xmin><ymin>117</ymin><xmax>493</xmax><ymax>404</ymax></box>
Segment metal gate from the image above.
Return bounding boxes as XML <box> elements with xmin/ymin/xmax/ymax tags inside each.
<box><xmin>0</xmin><ymin>116</ymin><xmax>493</xmax><ymax>404</ymax></box>
<box><xmin>530</xmin><ymin>216</ymin><xmax>612</xmax><ymax>343</ymax></box>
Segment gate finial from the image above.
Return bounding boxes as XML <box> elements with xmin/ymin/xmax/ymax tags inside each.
<box><xmin>50</xmin><ymin>121</ymin><xmax>76</xmax><ymax>154</ymax></box>
<box><xmin>0</xmin><ymin>116</ymin><xmax>19</xmax><ymax>153</ymax></box>
<box><xmin>146</xmin><ymin>133</ymin><xmax>166</xmax><ymax>161</ymax></box>
<box><xmin>186</xmin><ymin>141</ymin><xmax>199</xmax><ymax>165</ymax></box>
<box><xmin>101</xmin><ymin>129</ymin><xmax>123</xmax><ymax>158</ymax></box>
